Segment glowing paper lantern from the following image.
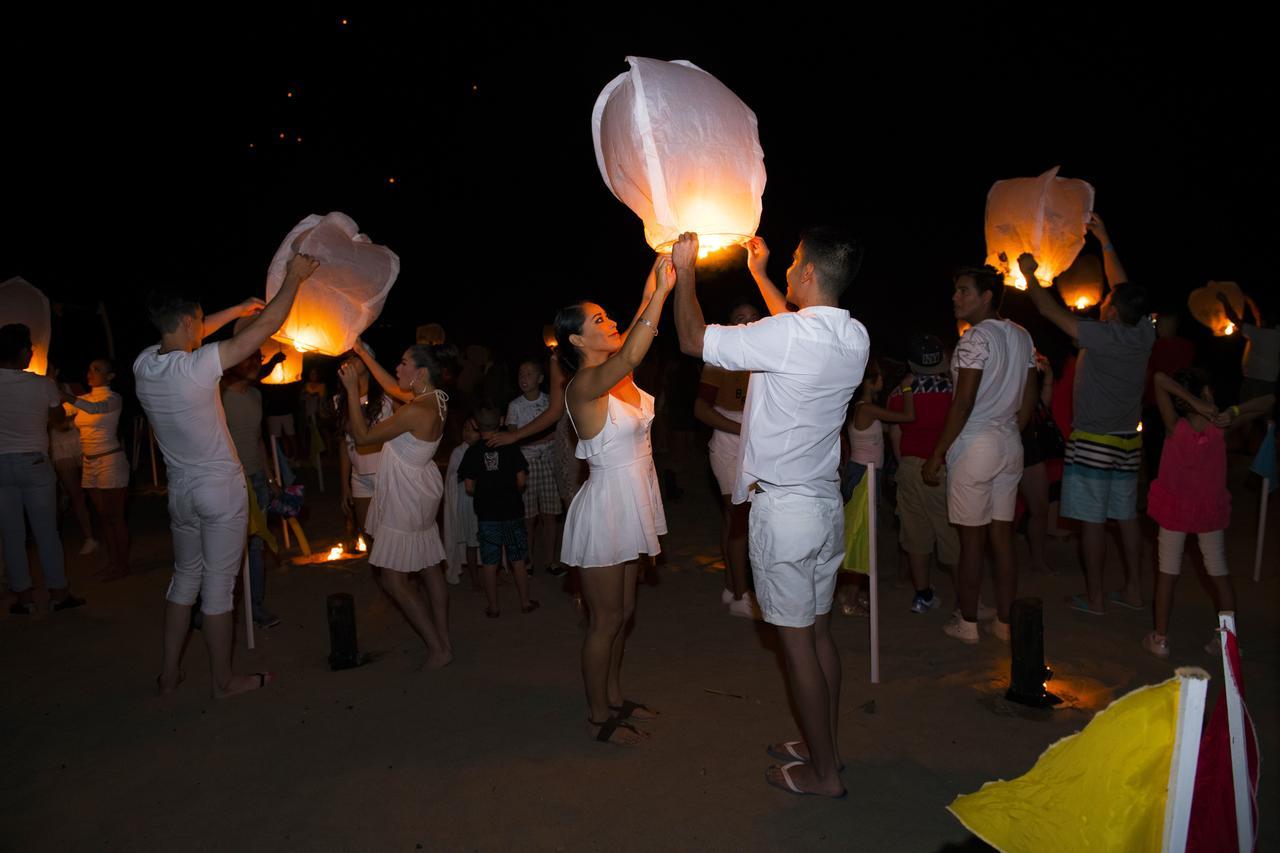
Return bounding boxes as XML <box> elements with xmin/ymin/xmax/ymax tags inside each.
<box><xmin>985</xmin><ymin>167</ymin><xmax>1095</xmax><ymax>289</ymax></box>
<box><xmin>265</xmin><ymin>212</ymin><xmax>400</xmax><ymax>356</ymax></box>
<box><xmin>592</xmin><ymin>56</ymin><xmax>766</xmax><ymax>257</ymax></box>
<box><xmin>260</xmin><ymin>339</ymin><xmax>305</xmax><ymax>385</ymax></box>
<box><xmin>1056</xmin><ymin>253</ymin><xmax>1104</xmax><ymax>311</ymax></box>
<box><xmin>1188</xmin><ymin>280</ymin><xmax>1245</xmax><ymax>337</ymax></box>
<box><xmin>542</xmin><ymin>324</ymin><xmax>557</xmax><ymax>349</ymax></box>
<box><xmin>0</xmin><ymin>277</ymin><xmax>51</xmax><ymax>375</ymax></box>
<box><xmin>416</xmin><ymin>323</ymin><xmax>445</xmax><ymax>345</ymax></box>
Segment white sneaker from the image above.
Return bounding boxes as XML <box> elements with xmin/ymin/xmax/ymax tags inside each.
<box><xmin>728</xmin><ymin>592</ymin><xmax>763</xmax><ymax>621</ymax></box>
<box><xmin>943</xmin><ymin>615</ymin><xmax>979</xmax><ymax>644</ymax></box>
<box><xmin>953</xmin><ymin>600</ymin><xmax>998</xmax><ymax>622</ymax></box>
<box><xmin>721</xmin><ymin>588</ymin><xmax>735</xmax><ymax>606</ymax></box>
<box><xmin>984</xmin><ymin>620</ymin><xmax>1010</xmax><ymax>643</ymax></box>
<box><xmin>79</xmin><ymin>538</ymin><xmax>99</xmax><ymax>556</ymax></box>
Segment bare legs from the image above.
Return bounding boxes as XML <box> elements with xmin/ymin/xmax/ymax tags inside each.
<box><xmin>158</xmin><ymin>601</ymin><xmax>267</xmax><ymax>697</ymax></box>
<box><xmin>53</xmin><ymin>458</ymin><xmax>93</xmax><ymax>545</ymax></box>
<box><xmin>88</xmin><ymin>488</ymin><xmax>129</xmax><ymax>579</ymax></box>
<box><xmin>376</xmin><ymin>565</ymin><xmax>452</xmax><ymax>667</ymax></box>
<box><xmin>1080</xmin><ymin>518</ymin><xmax>1144</xmax><ymax>611</ymax></box>
<box><xmin>481</xmin><ymin>557</ymin><xmax>532</xmax><ymax>613</ymax></box>
<box><xmin>955</xmin><ymin>521</ymin><xmax>1017</xmax><ymax>624</ymax></box>
<box><xmin>579</xmin><ymin>561</ymin><xmax>644</xmax><ymax>744</ymax></box>
<box><xmin>1018</xmin><ymin>462</ymin><xmax>1050</xmax><ymax>573</ymax></box>
<box><xmin>525</xmin><ymin>512</ymin><xmax>557</xmax><ymax>573</ymax></box>
<box><xmin>767</xmin><ymin>615</ymin><xmax>844</xmax><ymax>796</ymax></box>
<box><xmin>721</xmin><ymin>496</ymin><xmax>750</xmax><ymax>599</ymax></box>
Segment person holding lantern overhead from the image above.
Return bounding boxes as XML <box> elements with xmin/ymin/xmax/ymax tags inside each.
<box><xmin>340</xmin><ymin>342</ymin><xmax>457</xmax><ymax>669</ymax></box>
<box><xmin>1024</xmin><ymin>214</ymin><xmax>1153</xmax><ymax>615</ymax></box>
<box><xmin>134</xmin><ymin>252</ymin><xmax>318</xmax><ymax>697</ymax></box>
<box><xmin>675</xmin><ymin>229</ymin><xmax>868</xmax><ymax>798</ymax></box>
<box><xmin>556</xmin><ymin>255</ymin><xmax>674</xmax><ymax>746</ymax></box>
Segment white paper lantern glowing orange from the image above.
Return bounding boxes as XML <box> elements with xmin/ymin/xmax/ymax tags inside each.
<box><xmin>265</xmin><ymin>212</ymin><xmax>400</xmax><ymax>356</ymax></box>
<box><xmin>1056</xmin><ymin>253</ymin><xmax>1104</xmax><ymax>311</ymax></box>
<box><xmin>260</xmin><ymin>338</ymin><xmax>305</xmax><ymax>385</ymax></box>
<box><xmin>985</xmin><ymin>167</ymin><xmax>1095</xmax><ymax>290</ymax></box>
<box><xmin>1188</xmin><ymin>281</ymin><xmax>1245</xmax><ymax>337</ymax></box>
<box><xmin>593</xmin><ymin>56</ymin><xmax>766</xmax><ymax>257</ymax></box>
<box><xmin>0</xmin><ymin>277</ymin><xmax>52</xmax><ymax>375</ymax></box>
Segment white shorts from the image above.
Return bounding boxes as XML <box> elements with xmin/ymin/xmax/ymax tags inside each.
<box><xmin>946</xmin><ymin>431</ymin><xmax>1023</xmax><ymax>527</ymax></box>
<box><xmin>267</xmin><ymin>414</ymin><xmax>295</xmax><ymax>437</ymax></box>
<box><xmin>165</xmin><ymin>473</ymin><xmax>248</xmax><ymax>615</ymax></box>
<box><xmin>350</xmin><ymin>470</ymin><xmax>377</xmax><ymax>499</ymax></box>
<box><xmin>82</xmin><ymin>451</ymin><xmax>130</xmax><ymax>489</ymax></box>
<box><xmin>747</xmin><ymin>489</ymin><xmax>844</xmax><ymax>628</ymax></box>
<box><xmin>708</xmin><ymin>435</ymin><xmax>740</xmax><ymax>497</ymax></box>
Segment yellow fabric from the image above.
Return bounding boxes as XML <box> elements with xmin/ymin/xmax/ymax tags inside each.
<box><xmin>840</xmin><ymin>473</ymin><xmax>870</xmax><ymax>574</ymax></box>
<box><xmin>949</xmin><ymin>678</ymin><xmax>1180</xmax><ymax>852</ymax></box>
<box><xmin>309</xmin><ymin>414</ymin><xmax>326</xmax><ymax>457</ymax></box>
<box><xmin>246</xmin><ymin>481</ymin><xmax>279</xmax><ymax>554</ymax></box>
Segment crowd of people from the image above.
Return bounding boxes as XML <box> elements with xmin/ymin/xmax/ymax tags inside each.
<box><xmin>2</xmin><ymin>209</ymin><xmax>1277</xmax><ymax>796</ymax></box>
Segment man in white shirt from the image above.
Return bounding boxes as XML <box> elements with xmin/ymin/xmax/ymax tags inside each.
<box><xmin>924</xmin><ymin>263</ymin><xmax>1037</xmax><ymax>644</ymax></box>
<box><xmin>135</xmin><ymin>253</ymin><xmax>317</xmax><ymax>698</ymax></box>
<box><xmin>674</xmin><ymin>228</ymin><xmax>868</xmax><ymax>799</ymax></box>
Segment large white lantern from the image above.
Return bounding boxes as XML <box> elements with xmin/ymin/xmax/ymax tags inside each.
<box><xmin>1056</xmin><ymin>254</ymin><xmax>1104</xmax><ymax>311</ymax></box>
<box><xmin>260</xmin><ymin>339</ymin><xmax>305</xmax><ymax>385</ymax></box>
<box><xmin>0</xmin><ymin>277</ymin><xmax>52</xmax><ymax>375</ymax></box>
<box><xmin>985</xmin><ymin>167</ymin><xmax>1095</xmax><ymax>290</ymax></box>
<box><xmin>265</xmin><ymin>212</ymin><xmax>399</xmax><ymax>356</ymax></box>
<box><xmin>1188</xmin><ymin>281</ymin><xmax>1245</xmax><ymax>337</ymax></box>
<box><xmin>592</xmin><ymin>56</ymin><xmax>766</xmax><ymax>257</ymax></box>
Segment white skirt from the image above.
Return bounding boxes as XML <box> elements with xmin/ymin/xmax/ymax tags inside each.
<box><xmin>561</xmin><ymin>459</ymin><xmax>667</xmax><ymax>569</ymax></box>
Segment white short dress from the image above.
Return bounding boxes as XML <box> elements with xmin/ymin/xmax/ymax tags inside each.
<box><xmin>366</xmin><ymin>392</ymin><xmax>448</xmax><ymax>573</ymax></box>
<box><xmin>561</xmin><ymin>386</ymin><xmax>667</xmax><ymax>569</ymax></box>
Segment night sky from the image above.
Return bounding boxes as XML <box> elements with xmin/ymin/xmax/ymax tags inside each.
<box><xmin>7</xmin><ymin>12</ymin><xmax>1272</xmax><ymax>391</ymax></box>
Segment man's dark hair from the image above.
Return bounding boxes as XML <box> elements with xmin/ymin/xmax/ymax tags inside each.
<box><xmin>0</xmin><ymin>323</ymin><xmax>33</xmax><ymax>363</ymax></box>
<box><xmin>953</xmin><ymin>264</ymin><xmax>1005</xmax><ymax>313</ymax></box>
<box><xmin>1109</xmin><ymin>282</ymin><xmax>1147</xmax><ymax>326</ymax></box>
<box><xmin>799</xmin><ymin>226</ymin><xmax>863</xmax><ymax>298</ymax></box>
<box><xmin>474</xmin><ymin>404</ymin><xmax>502</xmax><ymax>432</ymax></box>
<box><xmin>145</xmin><ymin>291</ymin><xmax>202</xmax><ymax>334</ymax></box>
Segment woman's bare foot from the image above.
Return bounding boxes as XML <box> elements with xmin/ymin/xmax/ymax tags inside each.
<box><xmin>608</xmin><ymin>699</ymin><xmax>659</xmax><ymax>720</ymax></box>
<box><xmin>587</xmin><ymin>718</ymin><xmax>647</xmax><ymax>745</ymax></box>
<box><xmin>767</xmin><ymin>739</ymin><xmax>845</xmax><ymax>771</ymax></box>
<box><xmin>213</xmin><ymin>672</ymin><xmax>273</xmax><ymax>699</ymax></box>
<box><xmin>765</xmin><ymin>762</ymin><xmax>845</xmax><ymax>797</ymax></box>
<box><xmin>424</xmin><ymin>650</ymin><xmax>453</xmax><ymax>669</ymax></box>
<box><xmin>156</xmin><ymin>670</ymin><xmax>185</xmax><ymax>695</ymax></box>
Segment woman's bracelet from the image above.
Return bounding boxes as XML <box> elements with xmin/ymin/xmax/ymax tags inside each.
<box><xmin>637</xmin><ymin>318</ymin><xmax>658</xmax><ymax>335</ymax></box>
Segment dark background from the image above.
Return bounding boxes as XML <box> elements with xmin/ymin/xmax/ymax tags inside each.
<box><xmin>5</xmin><ymin>11</ymin><xmax>1273</xmax><ymax>393</ymax></box>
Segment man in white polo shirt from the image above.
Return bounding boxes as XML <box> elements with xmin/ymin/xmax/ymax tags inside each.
<box><xmin>135</xmin><ymin>252</ymin><xmax>317</xmax><ymax>698</ymax></box>
<box><xmin>674</xmin><ymin>228</ymin><xmax>869</xmax><ymax>799</ymax></box>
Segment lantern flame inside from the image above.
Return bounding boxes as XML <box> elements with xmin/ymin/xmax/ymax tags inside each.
<box><xmin>327</xmin><ymin>545</ymin><xmax>344</xmax><ymax>561</ymax></box>
<box><xmin>1224</xmin><ymin>322</ymin><xmax>1235</xmax><ymax>336</ymax></box>
<box><xmin>1074</xmin><ymin>296</ymin><xmax>1091</xmax><ymax>310</ymax></box>
<box><xmin>356</xmin><ymin>535</ymin><xmax>367</xmax><ymax>553</ymax></box>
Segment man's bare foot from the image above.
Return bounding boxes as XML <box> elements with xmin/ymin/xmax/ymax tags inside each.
<box><xmin>156</xmin><ymin>670</ymin><xmax>185</xmax><ymax>695</ymax></box>
<box><xmin>213</xmin><ymin>672</ymin><xmax>273</xmax><ymax>699</ymax></box>
<box><xmin>424</xmin><ymin>650</ymin><xmax>453</xmax><ymax>669</ymax></box>
<box><xmin>587</xmin><ymin>718</ymin><xmax>647</xmax><ymax>746</ymax></box>
<box><xmin>765</xmin><ymin>761</ymin><xmax>845</xmax><ymax>797</ymax></box>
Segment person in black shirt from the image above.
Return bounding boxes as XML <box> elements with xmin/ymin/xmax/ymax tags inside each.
<box><xmin>459</xmin><ymin>406</ymin><xmax>537</xmax><ymax>617</ymax></box>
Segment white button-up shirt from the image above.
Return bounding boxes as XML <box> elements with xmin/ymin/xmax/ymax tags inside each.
<box><xmin>702</xmin><ymin>306</ymin><xmax>870</xmax><ymax>504</ymax></box>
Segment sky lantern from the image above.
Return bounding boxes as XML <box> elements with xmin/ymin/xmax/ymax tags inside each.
<box><xmin>985</xmin><ymin>167</ymin><xmax>1095</xmax><ymax>290</ymax></box>
<box><xmin>1056</xmin><ymin>253</ymin><xmax>1104</xmax><ymax>311</ymax></box>
<box><xmin>1188</xmin><ymin>280</ymin><xmax>1245</xmax><ymax>337</ymax></box>
<box><xmin>0</xmin><ymin>277</ymin><xmax>51</xmax><ymax>375</ymax></box>
<box><xmin>260</xmin><ymin>339</ymin><xmax>305</xmax><ymax>384</ymax></box>
<box><xmin>265</xmin><ymin>212</ymin><xmax>400</xmax><ymax>356</ymax></box>
<box><xmin>592</xmin><ymin>56</ymin><xmax>766</xmax><ymax>258</ymax></box>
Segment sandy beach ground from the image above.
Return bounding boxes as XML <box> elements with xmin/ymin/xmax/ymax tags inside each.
<box><xmin>3</xmin><ymin>448</ymin><xmax>1275</xmax><ymax>852</ymax></box>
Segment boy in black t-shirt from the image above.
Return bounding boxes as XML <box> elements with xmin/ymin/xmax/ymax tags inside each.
<box><xmin>459</xmin><ymin>406</ymin><xmax>538</xmax><ymax>616</ymax></box>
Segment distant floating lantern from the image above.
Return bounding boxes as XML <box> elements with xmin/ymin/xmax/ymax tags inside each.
<box><xmin>0</xmin><ymin>277</ymin><xmax>52</xmax><ymax>375</ymax></box>
<box><xmin>265</xmin><ymin>212</ymin><xmax>400</xmax><ymax>357</ymax></box>
<box><xmin>592</xmin><ymin>56</ymin><xmax>766</xmax><ymax>257</ymax></box>
<box><xmin>985</xmin><ymin>166</ymin><xmax>1095</xmax><ymax>290</ymax></box>
<box><xmin>542</xmin><ymin>324</ymin><xmax>557</xmax><ymax>349</ymax></box>
<box><xmin>1056</xmin><ymin>253</ymin><xmax>1104</xmax><ymax>311</ymax></box>
<box><xmin>1188</xmin><ymin>280</ymin><xmax>1245</xmax><ymax>337</ymax></box>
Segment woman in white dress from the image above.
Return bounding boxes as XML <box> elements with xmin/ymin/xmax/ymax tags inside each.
<box><xmin>558</xmin><ymin>256</ymin><xmax>673</xmax><ymax>745</ymax></box>
<box><xmin>68</xmin><ymin>358</ymin><xmax>130</xmax><ymax>580</ymax></box>
<box><xmin>339</xmin><ymin>343</ymin><xmax>455</xmax><ymax>669</ymax></box>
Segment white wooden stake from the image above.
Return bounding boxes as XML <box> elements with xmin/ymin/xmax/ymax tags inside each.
<box><xmin>1218</xmin><ymin>612</ymin><xmax>1253</xmax><ymax>853</ymax></box>
<box><xmin>1254</xmin><ymin>481</ymin><xmax>1268</xmax><ymax>583</ymax></box>
<box><xmin>1162</xmin><ymin>666</ymin><xmax>1210</xmax><ymax>853</ymax></box>
<box><xmin>270</xmin><ymin>434</ymin><xmax>290</xmax><ymax>550</ymax></box>
<box><xmin>868</xmin><ymin>463</ymin><xmax>880</xmax><ymax>685</ymax></box>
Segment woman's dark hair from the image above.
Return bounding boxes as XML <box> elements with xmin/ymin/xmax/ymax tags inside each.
<box><xmin>1171</xmin><ymin>367</ymin><xmax>1211</xmax><ymax>417</ymax></box>
<box><xmin>553</xmin><ymin>302</ymin><xmax>588</xmax><ymax>375</ymax></box>
<box><xmin>335</xmin><ymin>366</ymin><xmax>387</xmax><ymax>433</ymax></box>
<box><xmin>0</xmin><ymin>323</ymin><xmax>33</xmax><ymax>362</ymax></box>
<box><xmin>408</xmin><ymin>342</ymin><xmax>460</xmax><ymax>387</ymax></box>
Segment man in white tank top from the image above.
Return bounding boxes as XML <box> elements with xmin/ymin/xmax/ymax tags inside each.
<box><xmin>674</xmin><ymin>228</ymin><xmax>869</xmax><ymax>799</ymax></box>
<box><xmin>923</xmin><ymin>264</ymin><xmax>1037</xmax><ymax>645</ymax></box>
<box><xmin>134</xmin><ymin>253</ymin><xmax>317</xmax><ymax>698</ymax></box>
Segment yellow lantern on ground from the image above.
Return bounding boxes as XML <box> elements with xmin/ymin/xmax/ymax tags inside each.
<box><xmin>265</xmin><ymin>212</ymin><xmax>400</xmax><ymax>356</ymax></box>
<box><xmin>1188</xmin><ymin>281</ymin><xmax>1245</xmax><ymax>337</ymax></box>
<box><xmin>260</xmin><ymin>339</ymin><xmax>305</xmax><ymax>385</ymax></box>
<box><xmin>985</xmin><ymin>167</ymin><xmax>1095</xmax><ymax>290</ymax></box>
<box><xmin>1056</xmin><ymin>253</ymin><xmax>1104</xmax><ymax>311</ymax></box>
<box><xmin>592</xmin><ymin>56</ymin><xmax>766</xmax><ymax>257</ymax></box>
<box><xmin>0</xmin><ymin>277</ymin><xmax>51</xmax><ymax>375</ymax></box>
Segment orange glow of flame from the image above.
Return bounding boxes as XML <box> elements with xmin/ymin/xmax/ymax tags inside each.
<box><xmin>1224</xmin><ymin>322</ymin><xmax>1236</xmax><ymax>336</ymax></box>
<box><xmin>1074</xmin><ymin>296</ymin><xmax>1091</xmax><ymax>310</ymax></box>
<box><xmin>1137</xmin><ymin>421</ymin><xmax>1144</xmax><ymax>433</ymax></box>
<box><xmin>542</xmin><ymin>324</ymin><xmax>557</xmax><ymax>349</ymax></box>
<box><xmin>327</xmin><ymin>545</ymin><xmax>344</xmax><ymax>561</ymax></box>
<box><xmin>356</xmin><ymin>535</ymin><xmax>367</xmax><ymax>553</ymax></box>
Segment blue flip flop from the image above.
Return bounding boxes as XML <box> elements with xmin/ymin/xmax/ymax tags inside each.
<box><xmin>1068</xmin><ymin>594</ymin><xmax>1104</xmax><ymax>616</ymax></box>
<box><xmin>1107</xmin><ymin>592</ymin><xmax>1144</xmax><ymax>611</ymax></box>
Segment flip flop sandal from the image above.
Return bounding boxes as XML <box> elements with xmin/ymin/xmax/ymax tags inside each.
<box><xmin>1067</xmin><ymin>594</ymin><xmax>1104</xmax><ymax>616</ymax></box>
<box><xmin>1107</xmin><ymin>592</ymin><xmax>1144</xmax><ymax>611</ymax></box>
<box><xmin>765</xmin><ymin>761</ymin><xmax>848</xmax><ymax>798</ymax></box>
<box><xmin>766</xmin><ymin>741</ymin><xmax>847</xmax><ymax>771</ymax></box>
<box><xmin>589</xmin><ymin>717</ymin><xmax>644</xmax><ymax>745</ymax></box>
<box><xmin>610</xmin><ymin>700</ymin><xmax>658</xmax><ymax>720</ymax></box>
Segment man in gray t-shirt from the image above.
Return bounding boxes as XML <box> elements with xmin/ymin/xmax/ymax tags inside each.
<box><xmin>1025</xmin><ymin>213</ymin><xmax>1154</xmax><ymax>616</ymax></box>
